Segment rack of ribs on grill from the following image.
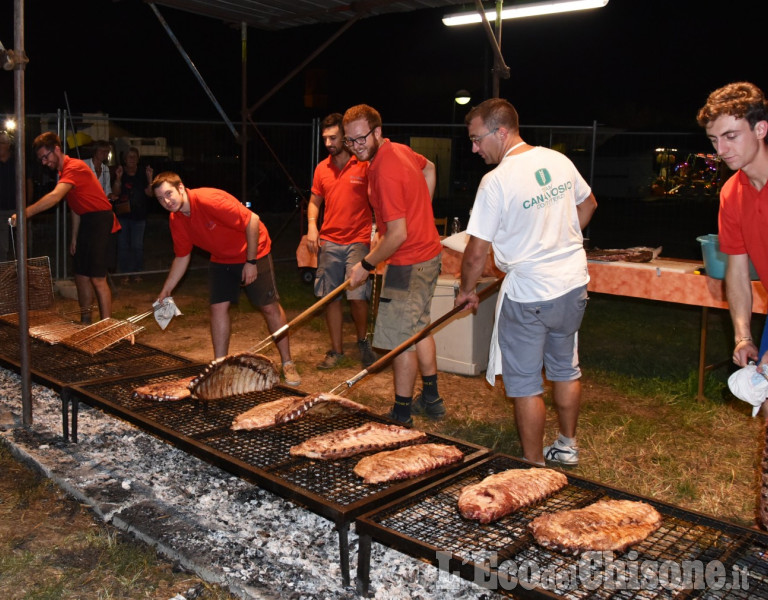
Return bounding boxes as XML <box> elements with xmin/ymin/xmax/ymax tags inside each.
<box><xmin>353</xmin><ymin>443</ymin><xmax>463</xmax><ymax>484</ymax></box>
<box><xmin>231</xmin><ymin>392</ymin><xmax>371</xmax><ymax>431</ymax></box>
<box><xmin>529</xmin><ymin>499</ymin><xmax>662</xmax><ymax>554</ymax></box>
<box><xmin>132</xmin><ymin>376</ymin><xmax>197</xmax><ymax>402</ymax></box>
<box><xmin>189</xmin><ymin>352</ymin><xmax>279</xmax><ymax>400</ymax></box>
<box><xmin>458</xmin><ymin>468</ymin><xmax>568</xmax><ymax>524</ymax></box>
<box><xmin>586</xmin><ymin>246</ymin><xmax>660</xmax><ymax>263</ymax></box>
<box><xmin>289</xmin><ymin>422</ymin><xmax>428</xmax><ymax>460</ymax></box>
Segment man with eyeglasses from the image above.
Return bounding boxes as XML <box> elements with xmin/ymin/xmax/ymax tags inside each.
<box><xmin>344</xmin><ymin>104</ymin><xmax>444</xmax><ymax>427</ymax></box>
<box><xmin>11</xmin><ymin>131</ymin><xmax>120</xmax><ymax>323</ymax></box>
<box><xmin>307</xmin><ymin>113</ymin><xmax>376</xmax><ymax>370</ymax></box>
<box><xmin>455</xmin><ymin>98</ymin><xmax>597</xmax><ymax>467</ymax></box>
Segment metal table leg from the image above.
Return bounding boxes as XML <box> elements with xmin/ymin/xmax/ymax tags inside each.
<box><xmin>697</xmin><ymin>306</ymin><xmax>709</xmax><ymax>402</ymax></box>
<box><xmin>356</xmin><ymin>532</ymin><xmax>371</xmax><ymax>596</ymax></box>
<box><xmin>337</xmin><ymin>521</ymin><xmax>350</xmax><ymax>586</ymax></box>
<box><xmin>61</xmin><ymin>388</ymin><xmax>70</xmax><ymax>441</ymax></box>
<box><xmin>71</xmin><ymin>395</ymin><xmax>79</xmax><ymax>443</ymax></box>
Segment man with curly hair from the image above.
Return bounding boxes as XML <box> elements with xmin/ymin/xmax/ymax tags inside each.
<box><xmin>697</xmin><ymin>82</ymin><xmax>768</xmax><ymax>369</ymax></box>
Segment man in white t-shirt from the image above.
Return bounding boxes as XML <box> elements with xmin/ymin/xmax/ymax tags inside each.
<box><xmin>455</xmin><ymin>98</ymin><xmax>597</xmax><ymax>466</ymax></box>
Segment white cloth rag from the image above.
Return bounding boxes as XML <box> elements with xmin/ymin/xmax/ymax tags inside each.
<box><xmin>727</xmin><ymin>364</ymin><xmax>768</xmax><ymax>416</ymax></box>
<box><xmin>153</xmin><ymin>297</ymin><xmax>182</xmax><ymax>331</ymax></box>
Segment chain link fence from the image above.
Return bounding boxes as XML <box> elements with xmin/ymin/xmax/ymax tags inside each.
<box><xmin>11</xmin><ymin>113</ymin><xmax>719</xmax><ymax>279</ymax></box>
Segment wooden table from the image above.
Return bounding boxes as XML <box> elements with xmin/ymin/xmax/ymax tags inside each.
<box><xmin>587</xmin><ymin>258</ymin><xmax>768</xmax><ymax>400</ymax></box>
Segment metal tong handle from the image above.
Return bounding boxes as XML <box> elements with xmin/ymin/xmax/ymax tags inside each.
<box><xmin>327</xmin><ymin>276</ymin><xmax>504</xmax><ymax>396</ymax></box>
<box><xmin>249</xmin><ymin>278</ymin><xmax>353</xmax><ymax>353</ymax></box>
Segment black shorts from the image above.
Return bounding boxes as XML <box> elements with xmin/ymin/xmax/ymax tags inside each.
<box><xmin>73</xmin><ymin>211</ymin><xmax>116</xmax><ymax>278</ymax></box>
<box><xmin>208</xmin><ymin>255</ymin><xmax>280</xmax><ymax>306</ymax></box>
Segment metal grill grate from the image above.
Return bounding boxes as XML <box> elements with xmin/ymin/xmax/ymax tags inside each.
<box><xmin>0</xmin><ymin>325</ymin><xmax>195</xmax><ymax>389</ymax></box>
<box><xmin>69</xmin><ymin>373</ymin><xmax>488</xmax><ymax>514</ymax></box>
<box><xmin>357</xmin><ymin>455</ymin><xmax>768</xmax><ymax>599</ymax></box>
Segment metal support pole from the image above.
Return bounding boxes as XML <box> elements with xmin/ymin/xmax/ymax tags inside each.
<box><xmin>473</xmin><ymin>0</ymin><xmax>510</xmax><ymax>98</ymax></box>
<box><xmin>10</xmin><ymin>0</ymin><xmax>31</xmax><ymax>426</ymax></box>
<box><xmin>240</xmin><ymin>22</ymin><xmax>248</xmax><ymax>205</ymax></box>
<box><xmin>245</xmin><ymin>16</ymin><xmax>360</xmax><ymax>117</ymax></box>
<box><xmin>148</xmin><ymin>2</ymin><xmax>239</xmax><ymax>142</ymax></box>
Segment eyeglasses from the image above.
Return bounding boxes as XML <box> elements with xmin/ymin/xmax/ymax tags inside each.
<box><xmin>38</xmin><ymin>149</ymin><xmax>54</xmax><ymax>164</ymax></box>
<box><xmin>469</xmin><ymin>128</ymin><xmax>498</xmax><ymax>145</ymax></box>
<box><xmin>344</xmin><ymin>128</ymin><xmax>375</xmax><ymax>147</ymax></box>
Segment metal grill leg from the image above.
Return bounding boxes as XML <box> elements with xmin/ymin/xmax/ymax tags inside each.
<box><xmin>356</xmin><ymin>533</ymin><xmax>371</xmax><ymax>596</ymax></box>
<box><xmin>61</xmin><ymin>388</ymin><xmax>70</xmax><ymax>442</ymax></box>
<box><xmin>337</xmin><ymin>522</ymin><xmax>350</xmax><ymax>586</ymax></box>
<box><xmin>71</xmin><ymin>396</ymin><xmax>79</xmax><ymax>443</ymax></box>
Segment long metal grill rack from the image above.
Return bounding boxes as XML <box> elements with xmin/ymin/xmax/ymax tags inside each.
<box><xmin>0</xmin><ymin>322</ymin><xmax>195</xmax><ymax>392</ymax></box>
<box><xmin>62</xmin><ymin>368</ymin><xmax>489</xmax><ymax>585</ymax></box>
<box><xmin>355</xmin><ymin>454</ymin><xmax>768</xmax><ymax>598</ymax></box>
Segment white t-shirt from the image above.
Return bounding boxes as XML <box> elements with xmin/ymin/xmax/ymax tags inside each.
<box><xmin>84</xmin><ymin>158</ymin><xmax>112</xmax><ymax>198</ymax></box>
<box><xmin>466</xmin><ymin>146</ymin><xmax>591</xmax><ymax>302</ymax></box>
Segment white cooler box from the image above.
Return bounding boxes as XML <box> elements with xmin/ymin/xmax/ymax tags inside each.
<box><xmin>430</xmin><ymin>276</ymin><xmax>499</xmax><ymax>376</ymax></box>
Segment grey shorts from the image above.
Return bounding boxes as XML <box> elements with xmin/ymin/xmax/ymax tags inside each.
<box><xmin>314</xmin><ymin>240</ymin><xmax>370</xmax><ymax>301</ymax></box>
<box><xmin>372</xmin><ymin>253</ymin><xmax>441</xmax><ymax>352</ymax></box>
<box><xmin>498</xmin><ymin>285</ymin><xmax>588</xmax><ymax>397</ymax></box>
<box><xmin>209</xmin><ymin>255</ymin><xmax>279</xmax><ymax>307</ymax></box>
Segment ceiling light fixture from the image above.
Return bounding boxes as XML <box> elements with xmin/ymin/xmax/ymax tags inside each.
<box><xmin>443</xmin><ymin>0</ymin><xmax>609</xmax><ymax>26</ymax></box>
<box><xmin>454</xmin><ymin>90</ymin><xmax>472</xmax><ymax>105</ymax></box>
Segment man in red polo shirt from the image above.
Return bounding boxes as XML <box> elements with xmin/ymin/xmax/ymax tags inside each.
<box><xmin>12</xmin><ymin>131</ymin><xmax>119</xmax><ymax>323</ymax></box>
<box><xmin>152</xmin><ymin>171</ymin><xmax>300</xmax><ymax>386</ymax></box>
<box><xmin>697</xmin><ymin>82</ymin><xmax>768</xmax><ymax>369</ymax></box>
<box><xmin>307</xmin><ymin>112</ymin><xmax>375</xmax><ymax>369</ymax></box>
<box><xmin>344</xmin><ymin>104</ymin><xmax>444</xmax><ymax>426</ymax></box>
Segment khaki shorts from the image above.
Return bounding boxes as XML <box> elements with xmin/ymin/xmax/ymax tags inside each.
<box><xmin>372</xmin><ymin>253</ymin><xmax>441</xmax><ymax>351</ymax></box>
<box><xmin>314</xmin><ymin>240</ymin><xmax>370</xmax><ymax>301</ymax></box>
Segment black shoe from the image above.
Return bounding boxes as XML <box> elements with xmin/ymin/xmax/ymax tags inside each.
<box><xmin>358</xmin><ymin>338</ymin><xmax>377</xmax><ymax>368</ymax></box>
<box><xmin>317</xmin><ymin>351</ymin><xmax>343</xmax><ymax>370</ymax></box>
<box><xmin>385</xmin><ymin>409</ymin><xmax>413</xmax><ymax>428</ymax></box>
<box><xmin>411</xmin><ymin>392</ymin><xmax>446</xmax><ymax>420</ymax></box>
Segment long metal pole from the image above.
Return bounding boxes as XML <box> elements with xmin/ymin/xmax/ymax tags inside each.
<box><xmin>12</xmin><ymin>0</ymin><xmax>31</xmax><ymax>426</ymax></box>
<box><xmin>245</xmin><ymin>16</ymin><xmax>360</xmax><ymax>117</ymax></box>
<box><xmin>240</xmin><ymin>22</ymin><xmax>248</xmax><ymax>205</ymax></box>
<box><xmin>148</xmin><ymin>2</ymin><xmax>239</xmax><ymax>141</ymax></box>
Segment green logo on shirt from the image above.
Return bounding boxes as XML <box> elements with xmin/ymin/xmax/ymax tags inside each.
<box><xmin>535</xmin><ymin>168</ymin><xmax>551</xmax><ymax>186</ymax></box>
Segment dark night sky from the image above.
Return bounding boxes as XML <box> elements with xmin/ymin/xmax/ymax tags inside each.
<box><xmin>0</xmin><ymin>0</ymin><xmax>766</xmax><ymax>130</ymax></box>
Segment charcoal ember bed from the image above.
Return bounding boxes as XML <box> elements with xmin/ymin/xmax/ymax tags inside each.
<box><xmin>1</xmin><ymin>366</ymin><xmax>505</xmax><ymax>599</ymax></box>
<box><xmin>356</xmin><ymin>454</ymin><xmax>768</xmax><ymax>599</ymax></box>
<box><xmin>66</xmin><ymin>370</ymin><xmax>489</xmax><ymax>585</ymax></box>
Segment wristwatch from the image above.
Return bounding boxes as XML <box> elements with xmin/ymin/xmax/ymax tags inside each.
<box><xmin>246</xmin><ymin>258</ymin><xmax>258</xmax><ymax>265</ymax></box>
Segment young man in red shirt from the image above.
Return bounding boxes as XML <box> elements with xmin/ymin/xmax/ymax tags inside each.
<box><xmin>697</xmin><ymin>82</ymin><xmax>768</xmax><ymax>371</ymax></box>
<box><xmin>344</xmin><ymin>104</ymin><xmax>444</xmax><ymax>426</ymax></box>
<box><xmin>152</xmin><ymin>171</ymin><xmax>300</xmax><ymax>386</ymax></box>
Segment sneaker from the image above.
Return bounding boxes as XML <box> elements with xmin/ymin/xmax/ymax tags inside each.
<box><xmin>282</xmin><ymin>361</ymin><xmax>301</xmax><ymax>386</ymax></box>
<box><xmin>317</xmin><ymin>351</ymin><xmax>343</xmax><ymax>370</ymax></box>
<box><xmin>544</xmin><ymin>438</ymin><xmax>579</xmax><ymax>466</ymax></box>
<box><xmin>358</xmin><ymin>339</ymin><xmax>377</xmax><ymax>368</ymax></box>
<box><xmin>411</xmin><ymin>392</ymin><xmax>446</xmax><ymax>420</ymax></box>
<box><xmin>385</xmin><ymin>409</ymin><xmax>413</xmax><ymax>428</ymax></box>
